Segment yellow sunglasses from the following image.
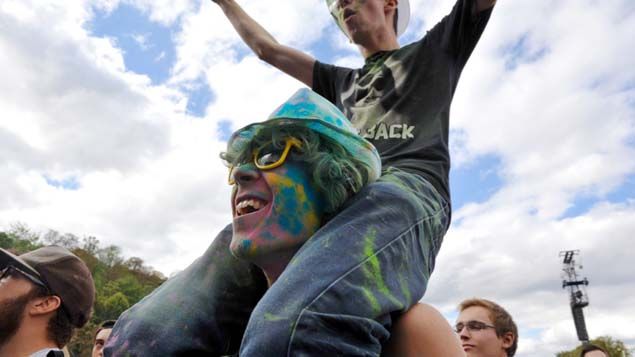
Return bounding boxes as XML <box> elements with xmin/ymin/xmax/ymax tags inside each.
<box><xmin>228</xmin><ymin>137</ymin><xmax>303</xmax><ymax>185</ymax></box>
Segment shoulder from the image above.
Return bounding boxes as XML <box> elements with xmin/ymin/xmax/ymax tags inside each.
<box><xmin>382</xmin><ymin>303</ymin><xmax>464</xmax><ymax>357</ymax></box>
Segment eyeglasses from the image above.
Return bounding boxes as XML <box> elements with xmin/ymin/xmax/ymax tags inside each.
<box><xmin>228</xmin><ymin>137</ymin><xmax>303</xmax><ymax>185</ymax></box>
<box><xmin>0</xmin><ymin>265</ymin><xmax>50</xmax><ymax>292</ymax></box>
<box><xmin>455</xmin><ymin>320</ymin><xmax>497</xmax><ymax>334</ymax></box>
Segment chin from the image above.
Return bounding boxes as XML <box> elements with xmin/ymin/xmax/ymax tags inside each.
<box><xmin>229</xmin><ymin>234</ymin><xmax>255</xmax><ymax>259</ymax></box>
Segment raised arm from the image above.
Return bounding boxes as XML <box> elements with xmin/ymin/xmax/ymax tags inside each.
<box><xmin>212</xmin><ymin>0</ymin><xmax>315</xmax><ymax>87</ymax></box>
<box><xmin>475</xmin><ymin>0</ymin><xmax>496</xmax><ymax>13</ymax></box>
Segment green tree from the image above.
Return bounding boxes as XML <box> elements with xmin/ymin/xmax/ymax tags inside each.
<box><xmin>0</xmin><ymin>231</ymin><xmax>13</xmax><ymax>249</ymax></box>
<box><xmin>100</xmin><ymin>292</ymin><xmax>131</xmax><ymax>320</ymax></box>
<box><xmin>68</xmin><ymin>320</ymin><xmax>98</xmax><ymax>357</ymax></box>
<box><xmin>82</xmin><ymin>236</ymin><xmax>100</xmax><ymax>255</ymax></box>
<box><xmin>43</xmin><ymin>229</ymin><xmax>79</xmax><ymax>249</ymax></box>
<box><xmin>98</xmin><ymin>244</ymin><xmax>124</xmax><ymax>267</ymax></box>
<box><xmin>4</xmin><ymin>222</ymin><xmax>42</xmax><ymax>253</ymax></box>
<box><xmin>557</xmin><ymin>336</ymin><xmax>633</xmax><ymax>357</ymax></box>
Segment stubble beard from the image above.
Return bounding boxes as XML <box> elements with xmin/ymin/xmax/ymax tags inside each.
<box><xmin>0</xmin><ymin>294</ymin><xmax>30</xmax><ymax>347</ymax></box>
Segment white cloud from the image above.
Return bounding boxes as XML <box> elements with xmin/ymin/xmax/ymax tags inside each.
<box><xmin>130</xmin><ymin>32</ymin><xmax>151</xmax><ymax>50</ymax></box>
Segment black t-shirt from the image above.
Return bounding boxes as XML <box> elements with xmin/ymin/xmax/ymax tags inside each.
<box><xmin>313</xmin><ymin>0</ymin><xmax>492</xmax><ymax>204</ymax></box>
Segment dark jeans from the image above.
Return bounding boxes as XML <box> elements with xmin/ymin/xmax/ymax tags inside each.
<box><xmin>104</xmin><ymin>168</ymin><xmax>449</xmax><ymax>356</ymax></box>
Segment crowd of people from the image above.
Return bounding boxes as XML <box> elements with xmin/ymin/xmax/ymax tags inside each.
<box><xmin>0</xmin><ymin>244</ymin><xmax>518</xmax><ymax>356</ymax></box>
<box><xmin>0</xmin><ymin>244</ymin><xmax>612</xmax><ymax>356</ymax></box>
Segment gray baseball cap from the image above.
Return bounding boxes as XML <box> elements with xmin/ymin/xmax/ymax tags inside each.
<box><xmin>0</xmin><ymin>245</ymin><xmax>96</xmax><ymax>327</ymax></box>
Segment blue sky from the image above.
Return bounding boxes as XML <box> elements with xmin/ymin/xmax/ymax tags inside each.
<box><xmin>89</xmin><ymin>4</ymin><xmax>176</xmax><ymax>85</ymax></box>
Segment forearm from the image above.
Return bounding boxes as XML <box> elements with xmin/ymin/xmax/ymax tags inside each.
<box><xmin>474</xmin><ymin>0</ymin><xmax>496</xmax><ymax>13</ymax></box>
<box><xmin>212</xmin><ymin>0</ymin><xmax>315</xmax><ymax>86</ymax></box>
<box><xmin>215</xmin><ymin>0</ymin><xmax>279</xmax><ymax>60</ymax></box>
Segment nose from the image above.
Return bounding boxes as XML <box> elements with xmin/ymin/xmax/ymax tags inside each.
<box><xmin>232</xmin><ymin>164</ymin><xmax>261</xmax><ymax>186</ymax></box>
<box><xmin>457</xmin><ymin>325</ymin><xmax>471</xmax><ymax>339</ymax></box>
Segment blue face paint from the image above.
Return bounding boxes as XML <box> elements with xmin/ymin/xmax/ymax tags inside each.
<box><xmin>230</xmin><ymin>159</ymin><xmax>325</xmax><ymax>283</ymax></box>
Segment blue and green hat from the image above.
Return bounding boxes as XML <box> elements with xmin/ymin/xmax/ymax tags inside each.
<box><xmin>227</xmin><ymin>89</ymin><xmax>382</xmax><ymax>182</ymax></box>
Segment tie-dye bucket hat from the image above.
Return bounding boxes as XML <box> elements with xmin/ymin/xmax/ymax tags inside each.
<box><xmin>227</xmin><ymin>88</ymin><xmax>382</xmax><ymax>182</ymax></box>
<box><xmin>326</xmin><ymin>0</ymin><xmax>410</xmax><ymax>37</ymax></box>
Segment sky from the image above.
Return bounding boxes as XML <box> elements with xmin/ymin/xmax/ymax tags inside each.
<box><xmin>1</xmin><ymin>0</ymin><xmax>634</xmax><ymax>355</ymax></box>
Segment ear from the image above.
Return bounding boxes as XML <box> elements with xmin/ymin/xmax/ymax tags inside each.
<box><xmin>384</xmin><ymin>0</ymin><xmax>398</xmax><ymax>11</ymax></box>
<box><xmin>500</xmin><ymin>331</ymin><xmax>515</xmax><ymax>349</ymax></box>
<box><xmin>29</xmin><ymin>295</ymin><xmax>62</xmax><ymax>316</ymax></box>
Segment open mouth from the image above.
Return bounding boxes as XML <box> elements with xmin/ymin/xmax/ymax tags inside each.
<box><xmin>343</xmin><ymin>8</ymin><xmax>355</xmax><ymax>21</ymax></box>
<box><xmin>235</xmin><ymin>197</ymin><xmax>269</xmax><ymax>217</ymax></box>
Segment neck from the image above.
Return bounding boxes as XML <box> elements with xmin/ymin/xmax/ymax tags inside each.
<box><xmin>1</xmin><ymin>321</ymin><xmax>57</xmax><ymax>356</ymax></box>
<box><xmin>258</xmin><ymin>251</ymin><xmax>297</xmax><ymax>287</ymax></box>
<box><xmin>357</xmin><ymin>29</ymin><xmax>400</xmax><ymax>59</ymax></box>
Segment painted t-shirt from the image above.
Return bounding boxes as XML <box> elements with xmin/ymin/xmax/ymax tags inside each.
<box><xmin>313</xmin><ymin>0</ymin><xmax>492</xmax><ymax>204</ymax></box>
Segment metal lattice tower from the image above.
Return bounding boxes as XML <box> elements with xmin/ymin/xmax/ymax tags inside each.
<box><xmin>559</xmin><ymin>250</ymin><xmax>590</xmax><ymax>343</ymax></box>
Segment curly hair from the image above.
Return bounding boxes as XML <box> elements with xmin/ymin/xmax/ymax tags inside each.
<box><xmin>28</xmin><ymin>284</ymin><xmax>74</xmax><ymax>348</ymax></box>
<box><xmin>580</xmin><ymin>344</ymin><xmax>609</xmax><ymax>357</ymax></box>
<box><xmin>221</xmin><ymin>125</ymin><xmax>374</xmax><ymax>214</ymax></box>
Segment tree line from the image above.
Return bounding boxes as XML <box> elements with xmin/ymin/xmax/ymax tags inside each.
<box><xmin>1</xmin><ymin>222</ymin><xmax>166</xmax><ymax>356</ymax></box>
<box><xmin>557</xmin><ymin>336</ymin><xmax>632</xmax><ymax>357</ymax></box>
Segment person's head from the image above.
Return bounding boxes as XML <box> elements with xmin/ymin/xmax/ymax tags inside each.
<box><xmin>580</xmin><ymin>344</ymin><xmax>609</xmax><ymax>357</ymax></box>
<box><xmin>326</xmin><ymin>0</ymin><xmax>410</xmax><ymax>44</ymax></box>
<box><xmin>92</xmin><ymin>320</ymin><xmax>116</xmax><ymax>357</ymax></box>
<box><xmin>222</xmin><ymin>89</ymin><xmax>381</xmax><ymax>283</ymax></box>
<box><xmin>456</xmin><ymin>298</ymin><xmax>518</xmax><ymax>357</ymax></box>
<box><xmin>0</xmin><ymin>246</ymin><xmax>95</xmax><ymax>351</ymax></box>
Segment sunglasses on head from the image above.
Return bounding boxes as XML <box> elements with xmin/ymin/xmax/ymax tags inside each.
<box><xmin>228</xmin><ymin>137</ymin><xmax>303</xmax><ymax>185</ymax></box>
<box><xmin>0</xmin><ymin>265</ymin><xmax>51</xmax><ymax>292</ymax></box>
<box><xmin>454</xmin><ymin>320</ymin><xmax>497</xmax><ymax>334</ymax></box>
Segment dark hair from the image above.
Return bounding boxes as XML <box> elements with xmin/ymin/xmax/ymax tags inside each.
<box><xmin>222</xmin><ymin>125</ymin><xmax>374</xmax><ymax>214</ymax></box>
<box><xmin>459</xmin><ymin>298</ymin><xmax>518</xmax><ymax>357</ymax></box>
<box><xmin>94</xmin><ymin>320</ymin><xmax>117</xmax><ymax>341</ymax></box>
<box><xmin>28</xmin><ymin>284</ymin><xmax>74</xmax><ymax>347</ymax></box>
<box><xmin>580</xmin><ymin>344</ymin><xmax>609</xmax><ymax>357</ymax></box>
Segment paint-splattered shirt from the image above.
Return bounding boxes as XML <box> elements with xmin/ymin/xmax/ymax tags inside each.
<box><xmin>313</xmin><ymin>0</ymin><xmax>493</xmax><ymax>205</ymax></box>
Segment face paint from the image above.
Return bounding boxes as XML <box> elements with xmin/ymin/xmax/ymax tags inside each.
<box><xmin>230</xmin><ymin>159</ymin><xmax>325</xmax><ymax>280</ymax></box>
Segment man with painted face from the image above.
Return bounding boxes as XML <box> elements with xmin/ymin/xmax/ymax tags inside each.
<box><xmin>105</xmin><ymin>89</ymin><xmax>463</xmax><ymax>356</ymax></box>
<box><xmin>221</xmin><ymin>88</ymin><xmax>381</xmax><ymax>287</ymax></box>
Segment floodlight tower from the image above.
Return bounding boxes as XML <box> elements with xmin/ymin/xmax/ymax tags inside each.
<box><xmin>560</xmin><ymin>250</ymin><xmax>590</xmax><ymax>343</ymax></box>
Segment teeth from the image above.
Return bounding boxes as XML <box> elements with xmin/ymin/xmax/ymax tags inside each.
<box><xmin>236</xmin><ymin>198</ymin><xmax>266</xmax><ymax>216</ymax></box>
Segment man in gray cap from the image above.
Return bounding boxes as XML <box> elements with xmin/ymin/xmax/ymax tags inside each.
<box><xmin>0</xmin><ymin>245</ymin><xmax>95</xmax><ymax>357</ymax></box>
